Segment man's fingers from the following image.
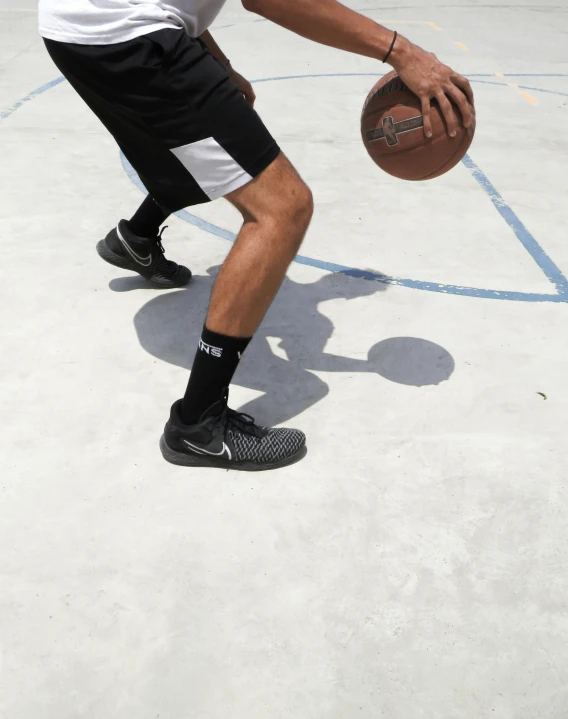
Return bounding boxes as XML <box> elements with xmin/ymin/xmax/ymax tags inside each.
<box><xmin>445</xmin><ymin>84</ymin><xmax>474</xmax><ymax>129</ymax></box>
<box><xmin>436</xmin><ymin>92</ymin><xmax>458</xmax><ymax>137</ymax></box>
<box><xmin>451</xmin><ymin>74</ymin><xmax>474</xmax><ymax>106</ymax></box>
<box><xmin>244</xmin><ymin>84</ymin><xmax>256</xmax><ymax>107</ymax></box>
<box><xmin>421</xmin><ymin>96</ymin><xmax>433</xmax><ymax>138</ymax></box>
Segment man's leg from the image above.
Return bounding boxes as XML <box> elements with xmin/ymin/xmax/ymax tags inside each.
<box><xmin>209</xmin><ymin>154</ymin><xmax>313</xmax><ymax>336</ymax></box>
<box><xmin>180</xmin><ymin>153</ymin><xmax>313</xmax><ymax>425</ymax></box>
<box><xmin>97</xmin><ymin>193</ymin><xmax>192</xmax><ymax>288</ymax></box>
<box><xmin>43</xmin><ymin>31</ymin><xmax>309</xmax><ymax>469</ymax></box>
<box><xmin>97</xmin><ymin>193</ymin><xmax>193</xmax><ymax>289</ymax></box>
<box><xmin>96</xmin><ymin>211</ymin><xmax>191</xmax><ymax>289</ymax></box>
<box><xmin>96</xmin><ymin>189</ymin><xmax>192</xmax><ymax>288</ymax></box>
<box><xmin>43</xmin><ymin>36</ymin><xmax>191</xmax><ymax>289</ymax></box>
<box><xmin>162</xmin><ymin>153</ymin><xmax>312</xmax><ymax>471</ymax></box>
<box><xmin>127</xmin><ymin>194</ymin><xmax>169</xmax><ymax>237</ymax></box>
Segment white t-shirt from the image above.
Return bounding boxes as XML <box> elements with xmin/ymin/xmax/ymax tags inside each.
<box><xmin>39</xmin><ymin>0</ymin><xmax>228</xmax><ymax>45</ymax></box>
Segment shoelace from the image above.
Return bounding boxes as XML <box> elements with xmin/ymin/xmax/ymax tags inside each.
<box><xmin>220</xmin><ymin>405</ymin><xmax>265</xmax><ymax>439</ymax></box>
<box><xmin>154</xmin><ymin>226</ymin><xmax>183</xmax><ymax>277</ymax></box>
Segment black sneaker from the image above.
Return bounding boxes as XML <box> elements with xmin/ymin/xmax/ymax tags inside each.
<box><xmin>96</xmin><ymin>220</ymin><xmax>191</xmax><ymax>288</ymax></box>
<box><xmin>160</xmin><ymin>393</ymin><xmax>307</xmax><ymax>471</ymax></box>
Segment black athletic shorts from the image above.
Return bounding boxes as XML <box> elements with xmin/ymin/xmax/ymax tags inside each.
<box><xmin>43</xmin><ymin>29</ymin><xmax>280</xmax><ymax>212</ymax></box>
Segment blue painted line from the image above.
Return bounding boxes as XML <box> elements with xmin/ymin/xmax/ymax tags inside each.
<box><xmin>0</xmin><ymin>76</ymin><xmax>65</xmax><ymax>121</ymax></box>
<box><xmin>472</xmin><ymin>79</ymin><xmax>568</xmax><ymax>98</ymax></box>
<box><xmin>5</xmin><ymin>72</ymin><xmax>568</xmax><ymax>303</ymax></box>
<box><xmin>120</xmin><ymin>152</ymin><xmax>237</xmax><ymax>241</ymax></box>
<box><xmin>1</xmin><ymin>74</ymin><xmax>564</xmax><ymax>122</ymax></box>
<box><xmin>462</xmin><ymin>155</ymin><xmax>568</xmax><ymax>294</ymax></box>
<box><xmin>247</xmin><ymin>73</ymin><xmax>568</xmax><ymax>296</ymax></box>
<box><xmin>252</xmin><ymin>74</ymin><xmax>568</xmax><ymax>100</ymax></box>
<box><xmin>121</xmin><ymin>152</ymin><xmax>564</xmax><ymax>303</ymax></box>
<box><xmin>512</xmin><ymin>85</ymin><xmax>568</xmax><ymax>99</ymax></box>
<box><xmin>253</xmin><ymin>73</ymin><xmax>377</xmax><ymax>83</ymax></box>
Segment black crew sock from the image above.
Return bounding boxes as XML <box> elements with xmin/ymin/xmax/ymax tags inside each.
<box><xmin>181</xmin><ymin>326</ymin><xmax>252</xmax><ymax>425</ymax></box>
<box><xmin>127</xmin><ymin>195</ymin><xmax>169</xmax><ymax>237</ymax></box>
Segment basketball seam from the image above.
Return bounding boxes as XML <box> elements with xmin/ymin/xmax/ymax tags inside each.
<box><xmin>361</xmin><ymin>130</ymin><xmax>451</xmax><ymax>156</ymax></box>
<box><xmin>365</xmin><ymin>132</ymin><xmax>473</xmax><ymax>181</ymax></box>
<box><xmin>361</xmin><ymin>74</ymin><xmax>475</xmax><ymax>181</ymax></box>
<box><xmin>417</xmin><ymin>149</ymin><xmax>467</xmax><ymax>180</ymax></box>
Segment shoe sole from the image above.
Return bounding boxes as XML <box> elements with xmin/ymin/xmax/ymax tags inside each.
<box><xmin>159</xmin><ymin>435</ymin><xmax>308</xmax><ymax>471</ymax></box>
<box><xmin>96</xmin><ymin>239</ymin><xmax>191</xmax><ymax>288</ymax></box>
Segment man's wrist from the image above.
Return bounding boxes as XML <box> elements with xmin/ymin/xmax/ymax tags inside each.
<box><xmin>385</xmin><ymin>33</ymin><xmax>411</xmax><ymax>71</ymax></box>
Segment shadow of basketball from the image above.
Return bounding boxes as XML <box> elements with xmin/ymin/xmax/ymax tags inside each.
<box><xmin>368</xmin><ymin>337</ymin><xmax>455</xmax><ymax>387</ymax></box>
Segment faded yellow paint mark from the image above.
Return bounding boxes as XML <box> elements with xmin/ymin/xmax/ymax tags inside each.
<box><xmin>495</xmin><ymin>72</ymin><xmax>505</xmax><ymax>79</ymax></box>
<box><xmin>520</xmin><ymin>92</ymin><xmax>538</xmax><ymax>105</ymax></box>
<box><xmin>500</xmin><ymin>78</ymin><xmax>539</xmax><ymax>106</ymax></box>
<box><xmin>453</xmin><ymin>41</ymin><xmax>469</xmax><ymax>52</ymax></box>
<box><xmin>428</xmin><ymin>22</ymin><xmax>442</xmax><ymax>30</ymax></box>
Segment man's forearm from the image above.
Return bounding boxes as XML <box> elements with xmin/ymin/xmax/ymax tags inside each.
<box><xmin>240</xmin><ymin>0</ymin><xmax>475</xmax><ymax>137</ymax></box>
<box><xmin>242</xmin><ymin>0</ymin><xmax>404</xmax><ymax>66</ymax></box>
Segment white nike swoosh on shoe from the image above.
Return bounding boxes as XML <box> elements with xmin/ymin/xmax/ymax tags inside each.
<box><xmin>116</xmin><ymin>225</ymin><xmax>153</xmax><ymax>267</ymax></box>
<box><xmin>183</xmin><ymin>438</ymin><xmax>232</xmax><ymax>460</ymax></box>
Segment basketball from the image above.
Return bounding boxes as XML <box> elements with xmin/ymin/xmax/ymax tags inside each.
<box><xmin>361</xmin><ymin>71</ymin><xmax>475</xmax><ymax>181</ymax></box>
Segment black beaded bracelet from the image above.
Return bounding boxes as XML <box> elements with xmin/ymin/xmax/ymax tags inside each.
<box><xmin>383</xmin><ymin>31</ymin><xmax>398</xmax><ymax>64</ymax></box>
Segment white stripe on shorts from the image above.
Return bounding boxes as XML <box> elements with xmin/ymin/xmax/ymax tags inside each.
<box><xmin>170</xmin><ymin>137</ymin><xmax>253</xmax><ymax>200</ymax></box>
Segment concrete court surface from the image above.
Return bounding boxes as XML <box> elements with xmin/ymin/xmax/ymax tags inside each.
<box><xmin>2</xmin><ymin>0</ymin><xmax>568</xmax><ymax>716</ymax></box>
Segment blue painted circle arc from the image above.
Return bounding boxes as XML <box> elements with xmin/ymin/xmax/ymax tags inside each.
<box><xmin>2</xmin><ymin>67</ymin><xmax>567</xmax><ymax>303</ymax></box>
<box><xmin>121</xmin><ymin>73</ymin><xmax>568</xmax><ymax>304</ymax></box>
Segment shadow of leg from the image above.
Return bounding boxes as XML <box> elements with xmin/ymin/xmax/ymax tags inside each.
<box><xmin>236</xmin><ymin>338</ymin><xmax>329</xmax><ymax>426</ymax></box>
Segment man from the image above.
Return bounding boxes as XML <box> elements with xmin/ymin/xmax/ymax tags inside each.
<box><xmin>39</xmin><ymin>0</ymin><xmax>474</xmax><ymax>471</ymax></box>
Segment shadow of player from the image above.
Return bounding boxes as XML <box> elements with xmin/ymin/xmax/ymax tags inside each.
<box><xmin>119</xmin><ymin>267</ymin><xmax>455</xmax><ymax>425</ymax></box>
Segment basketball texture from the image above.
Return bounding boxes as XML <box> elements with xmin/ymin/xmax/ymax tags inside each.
<box><xmin>361</xmin><ymin>71</ymin><xmax>475</xmax><ymax>181</ymax></box>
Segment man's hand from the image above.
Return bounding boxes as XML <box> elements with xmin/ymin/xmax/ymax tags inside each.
<box><xmin>199</xmin><ymin>30</ymin><xmax>256</xmax><ymax>108</ymax></box>
<box><xmin>229</xmin><ymin>67</ymin><xmax>256</xmax><ymax>107</ymax></box>
<box><xmin>390</xmin><ymin>36</ymin><xmax>475</xmax><ymax>138</ymax></box>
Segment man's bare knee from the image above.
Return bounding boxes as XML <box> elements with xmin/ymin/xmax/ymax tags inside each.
<box><xmin>227</xmin><ymin>153</ymin><xmax>313</xmax><ymax>235</ymax></box>
<box><xmin>265</xmin><ymin>178</ymin><xmax>312</xmax><ymax>255</ymax></box>
<box><xmin>290</xmin><ymin>181</ymin><xmax>314</xmax><ymax>231</ymax></box>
